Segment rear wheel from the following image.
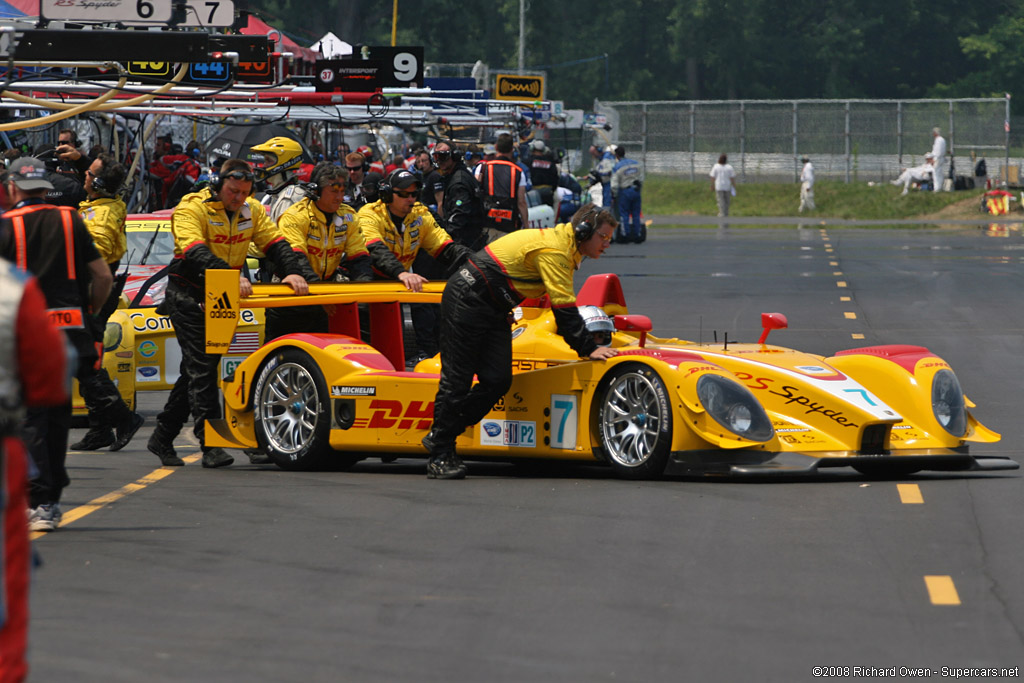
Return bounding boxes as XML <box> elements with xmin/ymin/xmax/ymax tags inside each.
<box><xmin>596</xmin><ymin>363</ymin><xmax>672</xmax><ymax>479</ymax></box>
<box><xmin>253</xmin><ymin>348</ymin><xmax>356</xmax><ymax>471</ymax></box>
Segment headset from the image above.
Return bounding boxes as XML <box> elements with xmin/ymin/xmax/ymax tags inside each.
<box><xmin>307</xmin><ymin>163</ymin><xmax>346</xmax><ymax>201</ymax></box>
<box><xmin>58</xmin><ymin>129</ymin><xmax>80</xmax><ymax>148</ymax></box>
<box><xmin>573</xmin><ymin>204</ymin><xmax>601</xmax><ymax>244</ymax></box>
<box><xmin>210</xmin><ymin>163</ymin><xmax>255</xmax><ymax>193</ymax></box>
<box><xmin>377</xmin><ymin>168</ymin><xmax>417</xmax><ymax>204</ymax></box>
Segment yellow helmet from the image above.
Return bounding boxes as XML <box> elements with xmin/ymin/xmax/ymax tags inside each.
<box><xmin>249</xmin><ymin>136</ymin><xmax>303</xmax><ymax>188</ymax></box>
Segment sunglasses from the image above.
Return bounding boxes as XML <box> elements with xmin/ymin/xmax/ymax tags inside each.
<box><xmin>393</xmin><ymin>189</ymin><xmax>418</xmax><ymax>199</ymax></box>
<box><xmin>596</xmin><ymin>232</ymin><xmax>613</xmax><ymax>243</ymax></box>
<box><xmin>346</xmin><ymin>166</ymin><xmax>364</xmax><ymax>172</ymax></box>
<box><xmin>221</xmin><ymin>170</ymin><xmax>254</xmax><ymax>182</ymax></box>
<box><xmin>432</xmin><ymin>150</ymin><xmax>452</xmax><ymax>161</ymax></box>
<box><xmin>321</xmin><ymin>182</ymin><xmax>345</xmax><ymax>192</ymax></box>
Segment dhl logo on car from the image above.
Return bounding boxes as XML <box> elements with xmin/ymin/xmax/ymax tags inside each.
<box><xmin>350</xmin><ymin>400</ymin><xmax>434</xmax><ymax>430</ymax></box>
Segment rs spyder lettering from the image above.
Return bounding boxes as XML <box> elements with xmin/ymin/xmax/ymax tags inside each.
<box><xmin>768</xmin><ymin>386</ymin><xmax>859</xmax><ymax>428</ymax></box>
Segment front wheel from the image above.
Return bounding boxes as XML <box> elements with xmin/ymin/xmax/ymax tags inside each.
<box><xmin>596</xmin><ymin>363</ymin><xmax>673</xmax><ymax>479</ymax></box>
<box><xmin>253</xmin><ymin>348</ymin><xmax>353</xmax><ymax>471</ymax></box>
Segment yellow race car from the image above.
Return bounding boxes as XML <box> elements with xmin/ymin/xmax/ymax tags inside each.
<box><xmin>201</xmin><ymin>270</ymin><xmax>1017</xmax><ymax>478</ymax></box>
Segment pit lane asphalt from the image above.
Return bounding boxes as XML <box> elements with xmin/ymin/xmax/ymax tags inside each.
<box><xmin>31</xmin><ymin>223</ymin><xmax>1024</xmax><ymax>681</ymax></box>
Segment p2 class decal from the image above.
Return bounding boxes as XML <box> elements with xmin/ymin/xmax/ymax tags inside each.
<box><xmin>479</xmin><ymin>420</ymin><xmax>537</xmax><ymax>447</ymax></box>
<box><xmin>550</xmin><ymin>394</ymin><xmax>578</xmax><ymax>449</ymax></box>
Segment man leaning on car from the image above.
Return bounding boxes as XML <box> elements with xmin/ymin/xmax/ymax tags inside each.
<box><xmin>148</xmin><ymin>159</ymin><xmax>310</xmax><ymax>469</ymax></box>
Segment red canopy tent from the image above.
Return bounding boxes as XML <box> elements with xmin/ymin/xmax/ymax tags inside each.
<box><xmin>240</xmin><ymin>15</ymin><xmax>318</xmax><ymax>73</ymax></box>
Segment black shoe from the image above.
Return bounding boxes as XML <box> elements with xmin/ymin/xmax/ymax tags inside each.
<box><xmin>70</xmin><ymin>428</ymin><xmax>115</xmax><ymax>451</ymax></box>
<box><xmin>245</xmin><ymin>448</ymin><xmax>272</xmax><ymax>465</ymax></box>
<box><xmin>110</xmin><ymin>413</ymin><xmax>145</xmax><ymax>452</ymax></box>
<box><xmin>426</xmin><ymin>451</ymin><xmax>467</xmax><ymax>480</ymax></box>
<box><xmin>201</xmin><ymin>448</ymin><xmax>234</xmax><ymax>469</ymax></box>
<box><xmin>147</xmin><ymin>434</ymin><xmax>184</xmax><ymax>467</ymax></box>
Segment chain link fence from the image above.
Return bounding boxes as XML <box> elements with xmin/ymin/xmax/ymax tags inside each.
<box><xmin>594</xmin><ymin>98</ymin><xmax>1011</xmax><ymax>185</ymax></box>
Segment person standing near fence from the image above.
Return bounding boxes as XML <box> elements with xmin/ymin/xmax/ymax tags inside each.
<box><xmin>710</xmin><ymin>154</ymin><xmax>736</xmax><ymax>217</ymax></box>
<box><xmin>798</xmin><ymin>156</ymin><xmax>815</xmax><ymax>212</ymax></box>
<box><xmin>930</xmin><ymin>127</ymin><xmax>947</xmax><ymax>192</ymax></box>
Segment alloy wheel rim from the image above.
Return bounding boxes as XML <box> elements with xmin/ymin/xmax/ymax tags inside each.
<box><xmin>601</xmin><ymin>373</ymin><xmax>662</xmax><ymax>467</ymax></box>
<box><xmin>258</xmin><ymin>363</ymin><xmax>318</xmax><ymax>454</ymax></box>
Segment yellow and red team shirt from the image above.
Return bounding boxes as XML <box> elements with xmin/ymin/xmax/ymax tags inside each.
<box><xmin>481</xmin><ymin>222</ymin><xmax>583</xmax><ymax>307</ymax></box>
<box><xmin>171</xmin><ymin>187</ymin><xmax>288</xmax><ymax>268</ymax></box>
<box><xmin>78</xmin><ymin>196</ymin><xmax>127</xmax><ymax>264</ymax></box>
<box><xmin>278</xmin><ymin>197</ymin><xmax>368</xmax><ymax>280</ymax></box>
<box><xmin>358</xmin><ymin>200</ymin><xmax>454</xmax><ymax>272</ymax></box>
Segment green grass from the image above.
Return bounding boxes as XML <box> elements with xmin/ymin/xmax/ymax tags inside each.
<box><xmin>643</xmin><ymin>175</ymin><xmax>990</xmax><ymax>219</ymax></box>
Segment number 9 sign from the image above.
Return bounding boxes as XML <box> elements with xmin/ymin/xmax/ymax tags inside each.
<box><xmin>393</xmin><ymin>52</ymin><xmax>417</xmax><ymax>82</ymax></box>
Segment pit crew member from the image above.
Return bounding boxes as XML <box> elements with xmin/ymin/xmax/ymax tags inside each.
<box><xmin>148</xmin><ymin>159</ymin><xmax>310</xmax><ymax>469</ymax></box>
<box><xmin>475</xmin><ymin>133</ymin><xmax>529</xmax><ymax>242</ymax></box>
<box><xmin>265</xmin><ymin>162</ymin><xmax>372</xmax><ymax>341</ymax></box>
<box><xmin>423</xmin><ymin>204</ymin><xmax>620</xmax><ymax>479</ymax></box>
<box><xmin>432</xmin><ymin>140</ymin><xmax>485</xmax><ymax>251</ymax></box>
<box><xmin>73</xmin><ymin>152</ymin><xmax>142</xmax><ymax>451</ymax></box>
<box><xmin>610</xmin><ymin>145</ymin><xmax>645</xmax><ymax>243</ymax></box>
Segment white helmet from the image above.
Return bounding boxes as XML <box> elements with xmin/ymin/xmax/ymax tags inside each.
<box><xmin>578</xmin><ymin>305</ymin><xmax>614</xmax><ymax>346</ymax></box>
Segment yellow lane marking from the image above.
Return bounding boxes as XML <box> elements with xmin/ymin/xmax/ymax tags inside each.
<box><xmin>898</xmin><ymin>483</ymin><xmax>923</xmax><ymax>504</ymax></box>
<box><xmin>844</xmin><ymin>312</ymin><xmax>857</xmax><ymax>319</ymax></box>
<box><xmin>830</xmin><ymin>261</ymin><xmax>839</xmax><ymax>267</ymax></box>
<box><xmin>840</xmin><ymin>296</ymin><xmax>851</xmax><ymax>302</ymax></box>
<box><xmin>833</xmin><ymin>271</ymin><xmax>844</xmax><ymax>276</ymax></box>
<box><xmin>837</xmin><ymin>281</ymin><xmax>847</xmax><ymax>288</ymax></box>
<box><xmin>851</xmin><ymin>333</ymin><xmax>865</xmax><ymax>339</ymax></box>
<box><xmin>924</xmin><ymin>576</ymin><xmax>961</xmax><ymax>605</ymax></box>
<box><xmin>825</xmin><ymin>247</ymin><xmax>834</xmax><ymax>253</ymax></box>
<box><xmin>31</xmin><ymin>451</ymin><xmax>202</xmax><ymax>540</ymax></box>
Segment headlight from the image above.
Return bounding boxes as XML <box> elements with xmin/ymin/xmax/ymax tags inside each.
<box><xmin>102</xmin><ymin>322</ymin><xmax>123</xmax><ymax>352</ymax></box>
<box><xmin>697</xmin><ymin>375</ymin><xmax>774</xmax><ymax>441</ymax></box>
<box><xmin>932</xmin><ymin>369</ymin><xmax>967</xmax><ymax>436</ymax></box>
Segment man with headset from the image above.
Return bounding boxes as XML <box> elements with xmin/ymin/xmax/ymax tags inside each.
<box><xmin>265</xmin><ymin>162</ymin><xmax>373</xmax><ymax>341</ymax></box>
<box><xmin>432</xmin><ymin>140</ymin><xmax>485</xmax><ymax>251</ymax></box>
<box><xmin>359</xmin><ymin>169</ymin><xmax>472</xmax><ymax>292</ymax></box>
<box><xmin>148</xmin><ymin>159</ymin><xmax>310</xmax><ymax>469</ymax></box>
<box><xmin>359</xmin><ymin>169</ymin><xmax>474</xmax><ymax>360</ymax></box>
<box><xmin>71</xmin><ymin>152</ymin><xmax>146</xmax><ymax>451</ymax></box>
<box><xmin>422</xmin><ymin>203</ymin><xmax>619</xmax><ymax>479</ymax></box>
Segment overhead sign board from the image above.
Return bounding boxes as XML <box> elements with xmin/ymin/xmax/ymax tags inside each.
<box><xmin>315</xmin><ymin>59</ymin><xmax>385</xmax><ymax>92</ymax></box>
<box><xmin>494</xmin><ymin>73</ymin><xmax>544</xmax><ymax>101</ymax></box>
<box><xmin>179</xmin><ymin>0</ymin><xmax>236</xmax><ymax>27</ymax></box>
<box><xmin>358</xmin><ymin>46</ymin><xmax>424</xmax><ymax>88</ymax></box>
<box><xmin>41</xmin><ymin>0</ymin><xmax>174</xmax><ymax>23</ymax></box>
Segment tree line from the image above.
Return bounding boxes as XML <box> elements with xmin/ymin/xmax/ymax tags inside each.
<box><xmin>243</xmin><ymin>0</ymin><xmax>1024</xmax><ymax>112</ymax></box>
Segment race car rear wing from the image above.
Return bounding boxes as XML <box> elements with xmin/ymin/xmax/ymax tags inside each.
<box><xmin>204</xmin><ymin>269</ymin><xmax>444</xmax><ymax>362</ymax></box>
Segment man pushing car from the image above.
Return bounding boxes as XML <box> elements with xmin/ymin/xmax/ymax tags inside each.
<box><xmin>422</xmin><ymin>203</ymin><xmax>620</xmax><ymax>479</ymax></box>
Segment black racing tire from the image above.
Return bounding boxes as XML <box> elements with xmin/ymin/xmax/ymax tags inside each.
<box><xmin>594</xmin><ymin>362</ymin><xmax>673</xmax><ymax>480</ymax></box>
<box><xmin>252</xmin><ymin>348</ymin><xmax>352</xmax><ymax>471</ymax></box>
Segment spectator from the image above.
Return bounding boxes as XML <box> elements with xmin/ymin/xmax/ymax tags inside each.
<box><xmin>413</xmin><ymin>148</ymin><xmax>442</xmax><ymax>209</ymax></box>
<box><xmin>709</xmin><ymin>154</ymin><xmax>737</xmax><ymax>217</ymax></box>
<box><xmin>798</xmin><ymin>155</ymin><xmax>816</xmax><ymax>212</ymax></box>
<box><xmin>55</xmin><ymin>127</ymin><xmax>90</xmax><ymax>182</ymax></box>
<box><xmin>891</xmin><ymin>154</ymin><xmax>935</xmax><ymax>195</ymax></box>
<box><xmin>930</xmin><ymin>127</ymin><xmax>947</xmax><ymax>192</ymax></box>
<box><xmin>32</xmin><ymin>145</ymin><xmax>86</xmax><ymax>208</ymax></box>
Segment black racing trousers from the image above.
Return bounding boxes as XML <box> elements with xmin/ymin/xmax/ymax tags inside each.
<box><xmin>429</xmin><ymin>274</ymin><xmax>513</xmax><ymax>448</ymax></box>
<box><xmin>152</xmin><ymin>288</ymin><xmax>221</xmax><ymax>452</ymax></box>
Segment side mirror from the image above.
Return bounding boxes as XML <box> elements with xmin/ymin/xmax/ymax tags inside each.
<box><xmin>614</xmin><ymin>314</ymin><xmax>652</xmax><ymax>348</ymax></box>
<box><xmin>757</xmin><ymin>312</ymin><xmax>788</xmax><ymax>345</ymax></box>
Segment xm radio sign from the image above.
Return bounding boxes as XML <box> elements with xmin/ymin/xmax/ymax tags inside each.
<box><xmin>494</xmin><ymin>74</ymin><xmax>544</xmax><ymax>101</ymax></box>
